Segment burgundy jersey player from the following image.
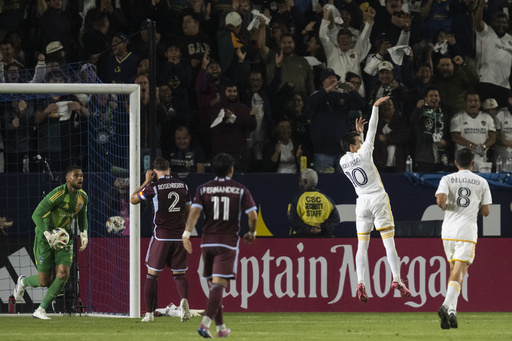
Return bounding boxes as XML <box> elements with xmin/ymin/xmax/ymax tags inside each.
<box><xmin>183</xmin><ymin>153</ymin><xmax>257</xmax><ymax>338</ymax></box>
<box><xmin>131</xmin><ymin>157</ymin><xmax>192</xmax><ymax>323</ymax></box>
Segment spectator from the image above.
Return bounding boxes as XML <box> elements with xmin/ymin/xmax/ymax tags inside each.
<box><xmin>34</xmin><ymin>72</ymin><xmax>90</xmax><ymax>171</ymax></box>
<box><xmin>175</xmin><ymin>11</ymin><xmax>215</xmax><ymax>82</ymax></box>
<box><xmin>450</xmin><ymin>91</ymin><xmax>496</xmax><ymax>172</ymax></box>
<box><xmin>130</xmin><ymin>20</ymin><xmax>165</xmax><ymax>62</ymax></box>
<box><xmin>99</xmin><ymin>33</ymin><xmax>139</xmax><ymax>84</ymax></box>
<box><xmin>83</xmin><ymin>0</ymin><xmax>129</xmax><ymax>37</ymax></box>
<box><xmin>420</xmin><ymin>0</ymin><xmax>453</xmax><ymax>42</ymax></box>
<box><xmin>235</xmin><ymin>50</ymin><xmax>281</xmax><ymax>172</ymax></box>
<box><xmin>368</xmin><ymin>61</ymin><xmax>409</xmax><ymax>116</ymax></box>
<box><xmin>81</xmin><ymin>10</ymin><xmax>111</xmax><ymax>62</ymax></box>
<box><xmin>370</xmin><ymin>0</ymin><xmax>417</xmax><ymax>47</ymax></box>
<box><xmin>2</xmin><ymin>99</ymin><xmax>35</xmax><ymax>172</ymax></box>
<box><xmin>168</xmin><ymin>126</ymin><xmax>206</xmax><ymax>173</ymax></box>
<box><xmin>474</xmin><ymin>3</ymin><xmax>512</xmax><ymax>108</ymax></box>
<box><xmin>280</xmin><ymin>92</ymin><xmax>313</xmax><ymax>161</ymax></box>
<box><xmin>258</xmin><ymin>25</ymin><xmax>315</xmax><ymax>99</ymax></box>
<box><xmin>0</xmin><ymin>40</ymin><xmax>23</xmax><ymax>68</ymax></box>
<box><xmin>307</xmin><ymin>68</ymin><xmax>365</xmax><ymax>173</ymax></box>
<box><xmin>403</xmin><ymin>63</ymin><xmax>432</xmax><ymax>118</ymax></box>
<box><xmin>288</xmin><ymin>168</ymin><xmax>340</xmax><ymax>237</ymax></box>
<box><xmin>373</xmin><ymin>98</ymin><xmax>412</xmax><ymax>172</ymax></box>
<box><xmin>319</xmin><ymin>5</ymin><xmax>375</xmax><ymax>97</ymax></box>
<box><xmin>216</xmin><ymin>11</ymin><xmax>256</xmax><ymax>80</ymax></box>
<box><xmin>158</xmin><ymin>42</ymin><xmax>192</xmax><ymax>105</ymax></box>
<box><xmin>430</xmin><ymin>55</ymin><xmax>479</xmax><ymax>122</ymax></box>
<box><xmin>494</xmin><ymin>94</ymin><xmax>512</xmax><ymax>166</ymax></box>
<box><xmin>410</xmin><ymin>87</ymin><xmax>447</xmax><ymax>172</ymax></box>
<box><xmin>263</xmin><ymin>119</ymin><xmax>302</xmax><ymax>173</ymax></box>
<box><xmin>208</xmin><ymin>83</ymin><xmax>256</xmax><ymax>171</ymax></box>
<box><xmin>157</xmin><ymin>84</ymin><xmax>192</xmax><ymax>157</ymax></box>
<box><xmin>36</xmin><ymin>0</ymin><xmax>82</xmax><ymax>62</ymax></box>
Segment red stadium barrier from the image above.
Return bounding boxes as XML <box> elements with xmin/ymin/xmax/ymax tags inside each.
<box><xmin>79</xmin><ymin>237</ymin><xmax>512</xmax><ymax>313</ymax></box>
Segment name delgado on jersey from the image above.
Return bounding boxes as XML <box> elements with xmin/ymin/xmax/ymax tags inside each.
<box><xmin>341</xmin><ymin>157</ymin><xmax>362</xmax><ymax>170</ymax></box>
<box><xmin>157</xmin><ymin>182</ymin><xmax>186</xmax><ymax>190</ymax></box>
<box><xmin>203</xmin><ymin>186</ymin><xmax>241</xmax><ymax>194</ymax></box>
<box><xmin>450</xmin><ymin>177</ymin><xmax>481</xmax><ymax>185</ymax></box>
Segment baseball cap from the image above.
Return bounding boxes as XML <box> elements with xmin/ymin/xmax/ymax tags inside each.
<box><xmin>378</xmin><ymin>61</ymin><xmax>394</xmax><ymax>72</ymax></box>
<box><xmin>46</xmin><ymin>41</ymin><xmax>63</xmax><ymax>55</ymax></box>
<box><xmin>482</xmin><ymin>98</ymin><xmax>498</xmax><ymax>110</ymax></box>
<box><xmin>225</xmin><ymin>12</ymin><xmax>242</xmax><ymax>27</ymax></box>
<box><xmin>113</xmin><ymin>32</ymin><xmax>129</xmax><ymax>43</ymax></box>
<box><xmin>320</xmin><ymin>68</ymin><xmax>341</xmax><ymax>82</ymax></box>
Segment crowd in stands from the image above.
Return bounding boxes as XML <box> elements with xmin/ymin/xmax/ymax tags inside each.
<box><xmin>1</xmin><ymin>0</ymin><xmax>512</xmax><ymax>174</ymax></box>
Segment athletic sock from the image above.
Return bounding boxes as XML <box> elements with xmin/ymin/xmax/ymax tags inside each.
<box><xmin>173</xmin><ymin>274</ymin><xmax>189</xmax><ymax>300</ymax></box>
<box><xmin>144</xmin><ymin>274</ymin><xmax>158</xmax><ymax>312</ymax></box>
<box><xmin>205</xmin><ymin>283</ymin><xmax>225</xmax><ymax>322</ymax></box>
<box><xmin>443</xmin><ymin>281</ymin><xmax>461</xmax><ymax>312</ymax></box>
<box><xmin>24</xmin><ymin>275</ymin><xmax>41</xmax><ymax>288</ymax></box>
<box><xmin>356</xmin><ymin>239</ymin><xmax>369</xmax><ymax>284</ymax></box>
<box><xmin>381</xmin><ymin>230</ymin><xmax>401</xmax><ymax>279</ymax></box>
<box><xmin>40</xmin><ymin>276</ymin><xmax>67</xmax><ymax>310</ymax></box>
<box><xmin>217</xmin><ymin>324</ymin><xmax>227</xmax><ymax>332</ymax></box>
<box><xmin>201</xmin><ymin>316</ymin><xmax>212</xmax><ymax>328</ymax></box>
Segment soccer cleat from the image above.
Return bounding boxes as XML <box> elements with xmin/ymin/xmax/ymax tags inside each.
<box><xmin>198</xmin><ymin>323</ymin><xmax>213</xmax><ymax>338</ymax></box>
<box><xmin>33</xmin><ymin>307</ymin><xmax>51</xmax><ymax>320</ymax></box>
<box><xmin>141</xmin><ymin>312</ymin><xmax>154</xmax><ymax>322</ymax></box>
<box><xmin>217</xmin><ymin>328</ymin><xmax>231</xmax><ymax>338</ymax></box>
<box><xmin>180</xmin><ymin>298</ymin><xmax>191</xmax><ymax>322</ymax></box>
<box><xmin>13</xmin><ymin>275</ymin><xmax>26</xmax><ymax>301</ymax></box>
<box><xmin>438</xmin><ymin>305</ymin><xmax>450</xmax><ymax>329</ymax></box>
<box><xmin>357</xmin><ymin>283</ymin><xmax>368</xmax><ymax>303</ymax></box>
<box><xmin>449</xmin><ymin>313</ymin><xmax>458</xmax><ymax>328</ymax></box>
<box><xmin>392</xmin><ymin>279</ymin><xmax>411</xmax><ymax>297</ymax></box>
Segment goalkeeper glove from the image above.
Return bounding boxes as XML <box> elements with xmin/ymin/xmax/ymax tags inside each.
<box><xmin>43</xmin><ymin>230</ymin><xmax>65</xmax><ymax>250</ymax></box>
<box><xmin>79</xmin><ymin>230</ymin><xmax>88</xmax><ymax>251</ymax></box>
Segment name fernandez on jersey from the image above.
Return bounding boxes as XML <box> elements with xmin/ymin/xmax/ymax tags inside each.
<box><xmin>202</xmin><ymin>186</ymin><xmax>241</xmax><ymax>194</ymax></box>
<box><xmin>340</xmin><ymin>157</ymin><xmax>362</xmax><ymax>170</ymax></box>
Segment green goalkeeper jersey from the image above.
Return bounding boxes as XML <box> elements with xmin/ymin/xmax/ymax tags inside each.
<box><xmin>32</xmin><ymin>184</ymin><xmax>89</xmax><ymax>235</ymax></box>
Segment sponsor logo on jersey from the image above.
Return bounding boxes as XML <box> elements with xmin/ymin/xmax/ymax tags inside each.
<box><xmin>463</xmin><ymin>121</ymin><xmax>468</xmax><ymax>125</ymax></box>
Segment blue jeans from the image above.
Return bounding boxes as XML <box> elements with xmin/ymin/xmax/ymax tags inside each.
<box><xmin>313</xmin><ymin>153</ymin><xmax>342</xmax><ymax>173</ymax></box>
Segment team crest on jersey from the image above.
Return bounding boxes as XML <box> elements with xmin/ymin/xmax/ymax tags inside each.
<box><xmin>481</xmin><ymin>121</ymin><xmax>486</xmax><ymax>126</ymax></box>
<box><xmin>350</xmin><ymin>53</ymin><xmax>355</xmax><ymax>59</ymax></box>
<box><xmin>78</xmin><ymin>202</ymin><xmax>83</xmax><ymax>209</ymax></box>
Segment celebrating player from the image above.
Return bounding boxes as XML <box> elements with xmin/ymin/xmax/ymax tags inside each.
<box><xmin>340</xmin><ymin>96</ymin><xmax>411</xmax><ymax>303</ymax></box>
<box><xmin>182</xmin><ymin>153</ymin><xmax>257</xmax><ymax>338</ymax></box>
<box><xmin>13</xmin><ymin>165</ymin><xmax>89</xmax><ymax>319</ymax></box>
<box><xmin>435</xmin><ymin>148</ymin><xmax>492</xmax><ymax>329</ymax></box>
<box><xmin>130</xmin><ymin>158</ymin><xmax>192</xmax><ymax>323</ymax></box>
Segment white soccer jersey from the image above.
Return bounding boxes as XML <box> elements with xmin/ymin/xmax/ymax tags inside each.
<box><xmin>435</xmin><ymin>170</ymin><xmax>492</xmax><ymax>243</ymax></box>
<box><xmin>451</xmin><ymin>111</ymin><xmax>496</xmax><ymax>155</ymax></box>
<box><xmin>476</xmin><ymin>24</ymin><xmax>512</xmax><ymax>89</ymax></box>
<box><xmin>340</xmin><ymin>105</ymin><xmax>386</xmax><ymax>196</ymax></box>
<box><xmin>495</xmin><ymin>108</ymin><xmax>512</xmax><ymax>160</ymax></box>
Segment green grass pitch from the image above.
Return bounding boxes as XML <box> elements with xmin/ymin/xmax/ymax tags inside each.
<box><xmin>1</xmin><ymin>312</ymin><xmax>511</xmax><ymax>340</ymax></box>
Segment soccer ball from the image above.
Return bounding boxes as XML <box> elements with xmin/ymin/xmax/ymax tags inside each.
<box><xmin>52</xmin><ymin>228</ymin><xmax>70</xmax><ymax>246</ymax></box>
<box><xmin>106</xmin><ymin>216</ymin><xmax>126</xmax><ymax>234</ymax></box>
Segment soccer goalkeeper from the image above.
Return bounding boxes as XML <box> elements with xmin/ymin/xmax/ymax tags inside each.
<box><xmin>13</xmin><ymin>165</ymin><xmax>89</xmax><ymax>319</ymax></box>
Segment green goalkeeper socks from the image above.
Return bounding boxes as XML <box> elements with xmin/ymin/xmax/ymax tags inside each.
<box><xmin>40</xmin><ymin>276</ymin><xmax>67</xmax><ymax>310</ymax></box>
<box><xmin>24</xmin><ymin>275</ymin><xmax>42</xmax><ymax>288</ymax></box>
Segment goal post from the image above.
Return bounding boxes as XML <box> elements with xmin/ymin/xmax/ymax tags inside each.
<box><xmin>0</xmin><ymin>83</ymin><xmax>141</xmax><ymax>318</ymax></box>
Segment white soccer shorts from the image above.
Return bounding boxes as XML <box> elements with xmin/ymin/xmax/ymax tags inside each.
<box><xmin>443</xmin><ymin>240</ymin><xmax>475</xmax><ymax>264</ymax></box>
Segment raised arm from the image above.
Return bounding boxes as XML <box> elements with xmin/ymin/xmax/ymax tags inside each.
<box><xmin>473</xmin><ymin>0</ymin><xmax>486</xmax><ymax>33</ymax></box>
<box><xmin>366</xmin><ymin>96</ymin><xmax>389</xmax><ymax>144</ymax></box>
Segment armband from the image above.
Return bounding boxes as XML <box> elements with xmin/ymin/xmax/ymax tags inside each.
<box><xmin>182</xmin><ymin>230</ymin><xmax>191</xmax><ymax>238</ymax></box>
